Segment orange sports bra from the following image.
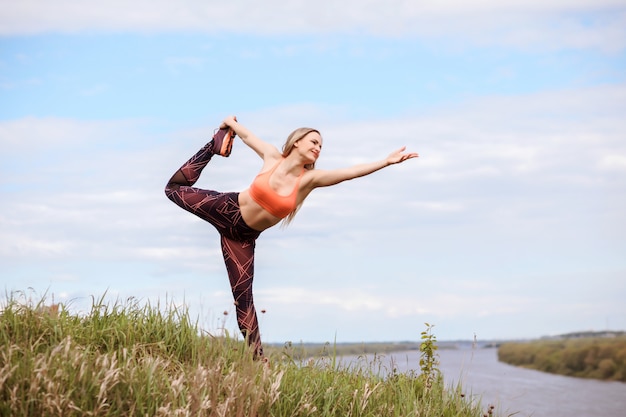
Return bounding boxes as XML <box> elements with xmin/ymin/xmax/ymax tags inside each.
<box><xmin>249</xmin><ymin>159</ymin><xmax>304</xmax><ymax>219</ymax></box>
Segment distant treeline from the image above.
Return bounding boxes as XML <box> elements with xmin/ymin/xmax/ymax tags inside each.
<box><xmin>266</xmin><ymin>341</ymin><xmax>423</xmax><ymax>359</ymax></box>
<box><xmin>498</xmin><ymin>334</ymin><xmax>626</xmax><ymax>382</ymax></box>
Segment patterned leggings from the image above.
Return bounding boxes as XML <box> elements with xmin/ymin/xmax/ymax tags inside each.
<box><xmin>164</xmin><ymin>140</ymin><xmax>264</xmax><ymax>357</ymax></box>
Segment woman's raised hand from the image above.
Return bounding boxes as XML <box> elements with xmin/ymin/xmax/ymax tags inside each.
<box><xmin>220</xmin><ymin>115</ymin><xmax>238</xmax><ymax>129</ymax></box>
<box><xmin>386</xmin><ymin>146</ymin><xmax>419</xmax><ymax>165</ymax></box>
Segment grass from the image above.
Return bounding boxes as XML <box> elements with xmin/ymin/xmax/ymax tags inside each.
<box><xmin>1</xmin><ymin>291</ymin><xmax>493</xmax><ymax>417</ymax></box>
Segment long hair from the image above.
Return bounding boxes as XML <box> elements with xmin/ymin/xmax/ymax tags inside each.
<box><xmin>280</xmin><ymin>127</ymin><xmax>320</xmax><ymax>227</ymax></box>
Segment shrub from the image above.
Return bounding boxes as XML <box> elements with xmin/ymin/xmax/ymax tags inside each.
<box><xmin>498</xmin><ymin>336</ymin><xmax>626</xmax><ymax>382</ymax></box>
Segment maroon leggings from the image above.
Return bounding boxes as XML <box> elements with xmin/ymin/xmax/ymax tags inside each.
<box><xmin>164</xmin><ymin>140</ymin><xmax>264</xmax><ymax>357</ymax></box>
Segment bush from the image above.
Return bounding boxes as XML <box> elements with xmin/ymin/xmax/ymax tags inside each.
<box><xmin>498</xmin><ymin>336</ymin><xmax>626</xmax><ymax>382</ymax></box>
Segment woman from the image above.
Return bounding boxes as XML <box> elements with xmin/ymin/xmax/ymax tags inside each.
<box><xmin>165</xmin><ymin>115</ymin><xmax>418</xmax><ymax>358</ymax></box>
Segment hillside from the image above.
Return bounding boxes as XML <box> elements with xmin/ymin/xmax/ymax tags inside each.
<box><xmin>0</xmin><ymin>294</ymin><xmax>494</xmax><ymax>417</ymax></box>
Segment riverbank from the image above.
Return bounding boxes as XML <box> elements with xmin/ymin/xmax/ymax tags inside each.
<box><xmin>498</xmin><ymin>333</ymin><xmax>626</xmax><ymax>382</ymax></box>
<box><xmin>351</xmin><ymin>347</ymin><xmax>626</xmax><ymax>417</ymax></box>
<box><xmin>0</xmin><ymin>294</ymin><xmax>489</xmax><ymax>417</ymax></box>
<box><xmin>283</xmin><ymin>332</ymin><xmax>626</xmax><ymax>384</ymax></box>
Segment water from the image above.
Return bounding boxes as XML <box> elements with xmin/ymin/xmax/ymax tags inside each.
<box><xmin>342</xmin><ymin>347</ymin><xmax>626</xmax><ymax>417</ymax></box>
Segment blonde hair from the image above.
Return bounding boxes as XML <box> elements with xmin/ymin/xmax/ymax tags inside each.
<box><xmin>280</xmin><ymin>127</ymin><xmax>321</xmax><ymax>227</ymax></box>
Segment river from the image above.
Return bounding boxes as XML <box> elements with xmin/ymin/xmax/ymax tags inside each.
<box><xmin>342</xmin><ymin>346</ymin><xmax>626</xmax><ymax>417</ymax></box>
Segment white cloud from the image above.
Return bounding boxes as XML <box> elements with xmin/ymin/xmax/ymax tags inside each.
<box><xmin>0</xmin><ymin>116</ymin><xmax>148</xmax><ymax>151</ymax></box>
<box><xmin>598</xmin><ymin>154</ymin><xmax>626</xmax><ymax>171</ymax></box>
<box><xmin>0</xmin><ymin>1</ymin><xmax>624</xmax><ymax>51</ymax></box>
<box><xmin>261</xmin><ymin>287</ymin><xmax>385</xmax><ymax>311</ymax></box>
<box><xmin>0</xmin><ymin>233</ymin><xmax>76</xmax><ymax>258</ymax></box>
<box><xmin>408</xmin><ymin>201</ymin><xmax>465</xmax><ymax>213</ymax></box>
<box><xmin>255</xmin><ymin>283</ymin><xmax>542</xmax><ymax>326</ymax></box>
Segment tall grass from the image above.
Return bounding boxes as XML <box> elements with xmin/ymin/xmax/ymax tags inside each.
<box><xmin>1</xmin><ymin>291</ymin><xmax>491</xmax><ymax>417</ymax></box>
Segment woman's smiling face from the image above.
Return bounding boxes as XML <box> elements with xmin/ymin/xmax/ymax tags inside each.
<box><xmin>297</xmin><ymin>131</ymin><xmax>323</xmax><ymax>162</ymax></box>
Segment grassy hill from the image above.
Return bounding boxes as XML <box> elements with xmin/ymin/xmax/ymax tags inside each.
<box><xmin>1</xmin><ymin>293</ymin><xmax>493</xmax><ymax>417</ymax></box>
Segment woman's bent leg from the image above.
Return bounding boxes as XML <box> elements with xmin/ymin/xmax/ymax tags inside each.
<box><xmin>164</xmin><ymin>139</ymin><xmax>227</xmax><ymax>228</ymax></box>
<box><xmin>166</xmin><ymin>140</ymin><xmax>215</xmax><ymax>188</ymax></box>
<box><xmin>220</xmin><ymin>235</ymin><xmax>263</xmax><ymax>358</ymax></box>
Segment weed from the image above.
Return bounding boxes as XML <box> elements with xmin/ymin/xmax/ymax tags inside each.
<box><xmin>419</xmin><ymin>322</ymin><xmax>441</xmax><ymax>389</ymax></box>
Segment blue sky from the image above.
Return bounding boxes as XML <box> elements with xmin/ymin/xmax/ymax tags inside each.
<box><xmin>1</xmin><ymin>0</ymin><xmax>625</xmax><ymax>344</ymax></box>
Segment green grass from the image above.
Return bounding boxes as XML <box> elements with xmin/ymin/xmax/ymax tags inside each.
<box><xmin>1</xmin><ymin>291</ymin><xmax>493</xmax><ymax>417</ymax></box>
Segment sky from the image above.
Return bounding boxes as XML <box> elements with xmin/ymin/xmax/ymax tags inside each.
<box><xmin>1</xmin><ymin>0</ymin><xmax>625</xmax><ymax>344</ymax></box>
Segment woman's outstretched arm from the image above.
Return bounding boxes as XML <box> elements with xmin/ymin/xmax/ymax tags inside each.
<box><xmin>308</xmin><ymin>147</ymin><xmax>419</xmax><ymax>189</ymax></box>
<box><xmin>221</xmin><ymin>116</ymin><xmax>281</xmax><ymax>160</ymax></box>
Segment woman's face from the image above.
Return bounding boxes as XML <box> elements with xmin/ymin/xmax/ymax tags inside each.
<box><xmin>296</xmin><ymin>131</ymin><xmax>323</xmax><ymax>162</ymax></box>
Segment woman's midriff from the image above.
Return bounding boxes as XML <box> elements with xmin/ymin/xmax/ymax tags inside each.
<box><xmin>238</xmin><ymin>190</ymin><xmax>282</xmax><ymax>232</ymax></box>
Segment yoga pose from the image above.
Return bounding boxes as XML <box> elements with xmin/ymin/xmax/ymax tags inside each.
<box><xmin>165</xmin><ymin>116</ymin><xmax>418</xmax><ymax>358</ymax></box>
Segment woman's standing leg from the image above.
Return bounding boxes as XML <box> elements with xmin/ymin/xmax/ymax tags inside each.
<box><xmin>220</xmin><ymin>235</ymin><xmax>263</xmax><ymax>358</ymax></box>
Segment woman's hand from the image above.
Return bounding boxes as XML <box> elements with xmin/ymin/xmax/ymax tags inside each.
<box><xmin>386</xmin><ymin>146</ymin><xmax>419</xmax><ymax>165</ymax></box>
<box><xmin>220</xmin><ymin>115</ymin><xmax>238</xmax><ymax>129</ymax></box>
<box><xmin>219</xmin><ymin>116</ymin><xmax>281</xmax><ymax>160</ymax></box>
